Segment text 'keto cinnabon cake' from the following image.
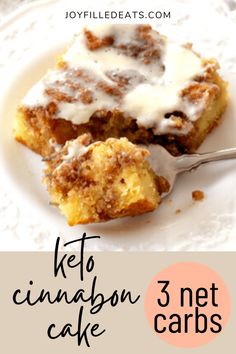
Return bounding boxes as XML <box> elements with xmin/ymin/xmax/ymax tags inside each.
<box><xmin>14</xmin><ymin>24</ymin><xmax>228</xmax><ymax>158</ymax></box>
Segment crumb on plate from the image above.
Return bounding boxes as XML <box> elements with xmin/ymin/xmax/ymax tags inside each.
<box><xmin>192</xmin><ymin>190</ymin><xmax>205</xmax><ymax>201</ymax></box>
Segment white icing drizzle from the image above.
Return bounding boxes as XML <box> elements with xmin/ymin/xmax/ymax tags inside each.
<box><xmin>22</xmin><ymin>24</ymin><xmax>213</xmax><ymax>136</ymax></box>
<box><xmin>23</xmin><ymin>80</ymin><xmax>50</xmax><ymax>106</ymax></box>
<box><xmin>63</xmin><ymin>140</ymin><xmax>88</xmax><ymax>161</ymax></box>
<box><xmin>55</xmin><ymin>139</ymin><xmax>89</xmax><ymax>171</ymax></box>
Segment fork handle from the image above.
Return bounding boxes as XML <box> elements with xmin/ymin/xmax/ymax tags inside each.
<box><xmin>175</xmin><ymin>147</ymin><xmax>236</xmax><ymax>173</ymax></box>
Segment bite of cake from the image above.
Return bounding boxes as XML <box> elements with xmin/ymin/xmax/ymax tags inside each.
<box><xmin>43</xmin><ymin>135</ymin><xmax>169</xmax><ymax>225</ymax></box>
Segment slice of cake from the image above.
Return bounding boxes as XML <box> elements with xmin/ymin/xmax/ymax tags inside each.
<box><xmin>43</xmin><ymin>135</ymin><xmax>169</xmax><ymax>225</ymax></box>
<box><xmin>14</xmin><ymin>24</ymin><xmax>228</xmax><ymax>157</ymax></box>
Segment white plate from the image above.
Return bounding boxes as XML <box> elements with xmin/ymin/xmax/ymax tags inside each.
<box><xmin>0</xmin><ymin>0</ymin><xmax>236</xmax><ymax>251</ymax></box>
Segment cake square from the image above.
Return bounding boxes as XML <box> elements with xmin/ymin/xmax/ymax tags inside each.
<box><xmin>14</xmin><ymin>24</ymin><xmax>228</xmax><ymax>157</ymax></box>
